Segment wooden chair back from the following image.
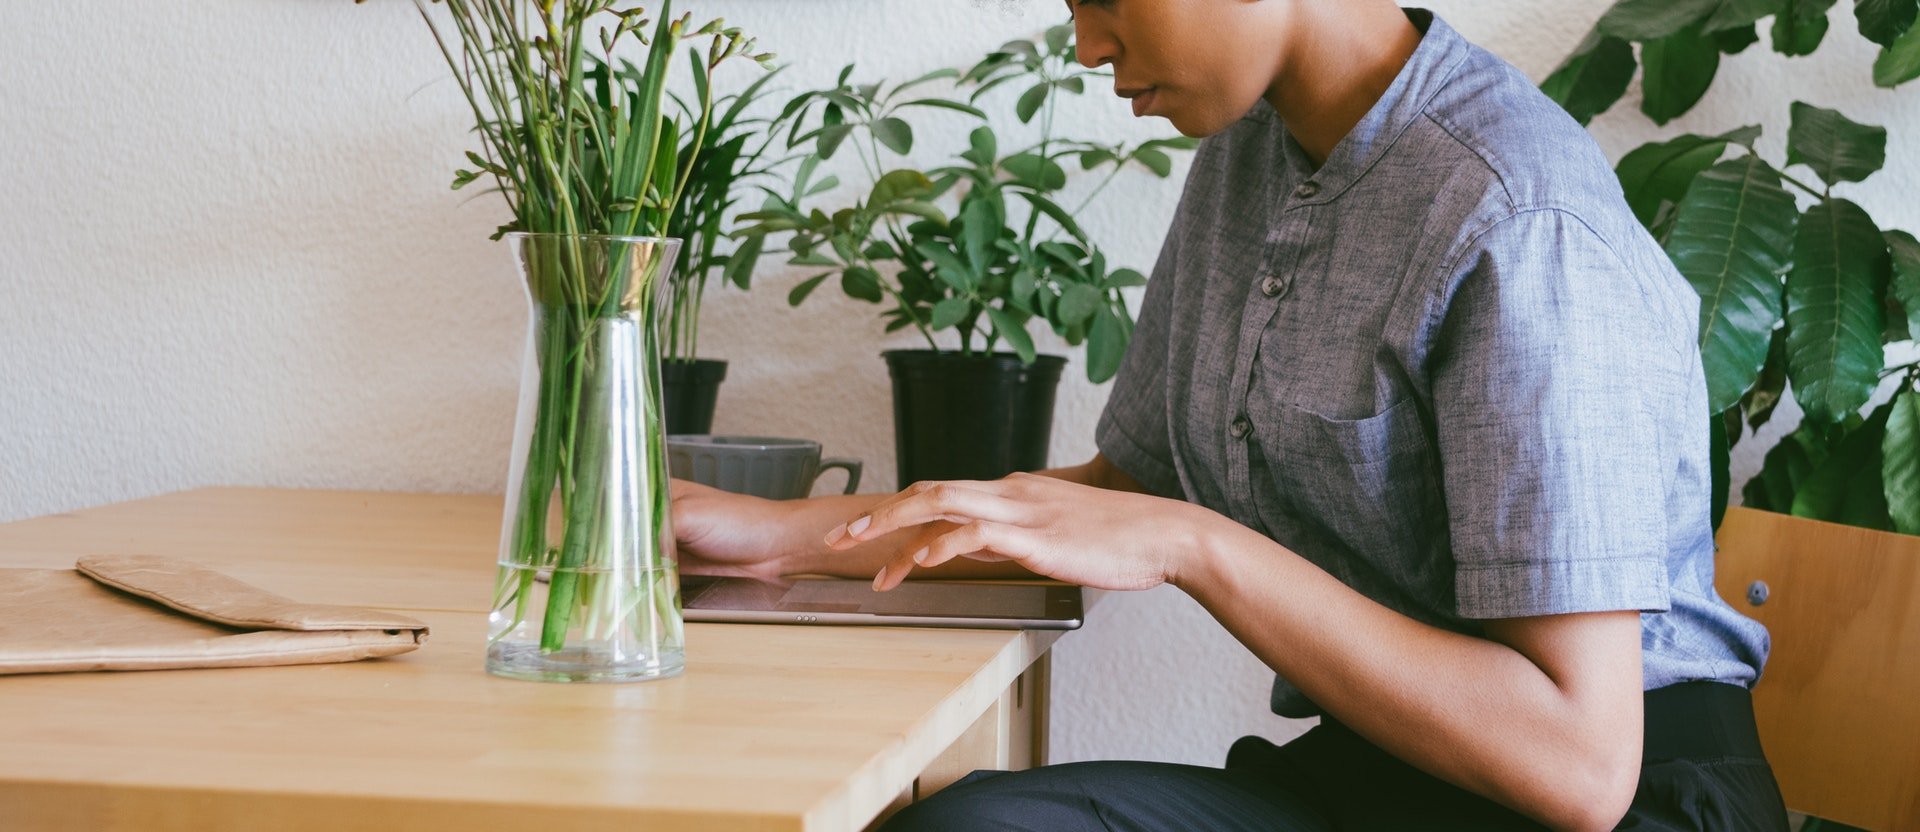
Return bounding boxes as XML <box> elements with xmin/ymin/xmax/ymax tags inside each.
<box><xmin>1713</xmin><ymin>506</ymin><xmax>1920</xmax><ymax>831</ymax></box>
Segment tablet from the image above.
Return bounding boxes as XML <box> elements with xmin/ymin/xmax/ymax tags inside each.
<box><xmin>680</xmin><ymin>575</ymin><xmax>1083</xmax><ymax>630</ymax></box>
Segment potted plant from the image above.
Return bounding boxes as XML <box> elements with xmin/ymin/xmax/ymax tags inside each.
<box><xmin>738</xmin><ymin>25</ymin><xmax>1196</xmax><ymax>485</ymax></box>
<box><xmin>396</xmin><ymin>0</ymin><xmax>770</xmax><ymax>682</ymax></box>
<box><xmin>658</xmin><ymin>64</ymin><xmax>788</xmax><ymax>434</ymax></box>
<box><xmin>1542</xmin><ymin>0</ymin><xmax>1920</xmax><ymax>547</ymax></box>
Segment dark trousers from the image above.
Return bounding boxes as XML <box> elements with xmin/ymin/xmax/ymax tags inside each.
<box><xmin>879</xmin><ymin>682</ymin><xmax>1789</xmax><ymax>831</ymax></box>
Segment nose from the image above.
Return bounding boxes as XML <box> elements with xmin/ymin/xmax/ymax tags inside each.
<box><xmin>1073</xmin><ymin>14</ymin><xmax>1117</xmax><ymax>69</ymax></box>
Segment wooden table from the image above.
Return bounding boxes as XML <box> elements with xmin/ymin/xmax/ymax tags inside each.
<box><xmin>0</xmin><ymin>488</ymin><xmax>1058</xmax><ymax>832</ymax></box>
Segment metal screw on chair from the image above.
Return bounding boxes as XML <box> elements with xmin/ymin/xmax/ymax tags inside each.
<box><xmin>1746</xmin><ymin>580</ymin><xmax>1769</xmax><ymax>606</ymax></box>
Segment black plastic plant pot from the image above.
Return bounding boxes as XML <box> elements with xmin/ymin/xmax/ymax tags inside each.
<box><xmin>883</xmin><ymin>349</ymin><xmax>1067</xmax><ymax>487</ymax></box>
<box><xmin>661</xmin><ymin>358</ymin><xmax>728</xmax><ymax>435</ymax></box>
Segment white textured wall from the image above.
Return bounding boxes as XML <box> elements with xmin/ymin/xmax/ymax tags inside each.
<box><xmin>4</xmin><ymin>1</ymin><xmax>1916</xmax><ymax>767</ymax></box>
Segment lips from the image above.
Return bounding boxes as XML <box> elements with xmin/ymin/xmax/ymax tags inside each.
<box><xmin>1116</xmin><ymin>86</ymin><xmax>1157</xmax><ymax>117</ymax></box>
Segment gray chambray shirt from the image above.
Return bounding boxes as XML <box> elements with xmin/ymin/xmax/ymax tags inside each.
<box><xmin>1096</xmin><ymin>10</ymin><xmax>1770</xmax><ymax>718</ymax></box>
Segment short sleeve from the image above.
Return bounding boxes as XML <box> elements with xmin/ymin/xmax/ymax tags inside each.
<box><xmin>1431</xmin><ymin>209</ymin><xmax>1676</xmax><ymax>619</ymax></box>
<box><xmin>1095</xmin><ymin>223</ymin><xmax>1186</xmax><ymax>501</ymax></box>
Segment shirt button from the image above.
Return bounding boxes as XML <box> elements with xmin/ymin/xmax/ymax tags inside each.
<box><xmin>1260</xmin><ymin>274</ymin><xmax>1290</xmax><ymax>299</ymax></box>
<box><xmin>1230</xmin><ymin>415</ymin><xmax>1253</xmax><ymax>440</ymax></box>
<box><xmin>1294</xmin><ymin>181</ymin><xmax>1321</xmax><ymax>199</ymax></box>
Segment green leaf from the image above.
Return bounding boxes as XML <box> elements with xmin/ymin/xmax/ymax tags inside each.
<box><xmin>1774</xmin><ymin>0</ymin><xmax>1838</xmax><ymax>54</ymax></box>
<box><xmin>1019</xmin><ymin>192</ymin><xmax>1089</xmax><ymax>242</ymax></box>
<box><xmin>1057</xmin><ymin>284</ymin><xmax>1104</xmax><ymax>327</ymax></box>
<box><xmin>723</xmin><ymin>234</ymin><xmax>765</xmax><ymax>290</ymax></box>
<box><xmin>960</xmin><ymin>197</ymin><xmax>999</xmax><ymax>273</ymax></box>
<box><xmin>967</xmin><ymin>127</ymin><xmax>999</xmax><ymax>167</ymax></box>
<box><xmin>1004</xmin><ymin>153</ymin><xmax>1069</xmax><ymax>191</ymax></box>
<box><xmin>1614</xmin><ymin>127</ymin><xmax>1756</xmax><ymax>227</ymax></box>
<box><xmin>1787</xmin><ymin>198</ymin><xmax>1890</xmax><ymax>424</ymax></box>
<box><xmin>1743</xmin><ymin>325</ymin><xmax>1792</xmax><ymax>430</ymax></box>
<box><xmin>1132</xmin><ymin>148</ymin><xmax>1175</xmax><ymax>177</ymax></box>
<box><xmin>897</xmin><ymin>98</ymin><xmax>989</xmax><ymax>119</ymax></box>
<box><xmin>1746</xmin><ymin>421</ymin><xmax>1834</xmax><ymax>510</ymax></box>
<box><xmin>872</xmin><ymin>117</ymin><xmax>914</xmax><ymax>155</ymax></box>
<box><xmin>1045</xmin><ymin>24</ymin><xmax>1072</xmax><ymax>56</ymax></box>
<box><xmin>1088</xmin><ymin>308</ymin><xmax>1128</xmax><ymax>384</ymax></box>
<box><xmin>1886</xmin><ymin>385</ymin><xmax>1920</xmax><ymax>533</ymax></box>
<box><xmin>987</xmin><ymin>307</ymin><xmax>1038</xmax><ymax>364</ymax></box>
<box><xmin>788</xmin><ymin>273</ymin><xmax>832</xmax><ymax>306</ymax></box>
<box><xmin>916</xmin><ymin>242</ymin><xmax>976</xmax><ymax>292</ymax></box>
<box><xmin>1855</xmin><ymin>0</ymin><xmax>1919</xmax><ymax>47</ymax></box>
<box><xmin>841</xmin><ymin>266</ymin><xmax>885</xmax><ymax>303</ymax></box>
<box><xmin>817</xmin><ymin>124</ymin><xmax>855</xmax><ymax>160</ymax></box>
<box><xmin>1787</xmin><ymin>102</ymin><xmax>1888</xmax><ymax>185</ymax></box>
<box><xmin>1599</xmin><ymin>0</ymin><xmax>1723</xmax><ymax>40</ymax></box>
<box><xmin>1706</xmin><ymin>0</ymin><xmax>1791</xmax><ymax>31</ymax></box>
<box><xmin>1875</xmin><ymin>22</ymin><xmax>1920</xmax><ymax>85</ymax></box>
<box><xmin>1793</xmin><ymin>400</ymin><xmax>1895</xmax><ymax>528</ymax></box>
<box><xmin>1717</xmin><ymin>24</ymin><xmax>1764</xmax><ymax>53</ymax></box>
<box><xmin>1016</xmin><ymin>82</ymin><xmax>1049</xmax><ymax>124</ymax></box>
<box><xmin>1641</xmin><ymin>24</ymin><xmax>1722</xmax><ymax>125</ymax></box>
<box><xmin>1665</xmin><ymin>156</ymin><xmax>1799</xmax><ymax>412</ymax></box>
<box><xmin>870</xmin><ymin>169</ymin><xmax>935</xmax><ymax>205</ymax></box>
<box><xmin>1541</xmin><ymin>30</ymin><xmax>1639</xmax><ymax>124</ymax></box>
<box><xmin>1106</xmin><ymin>268</ymin><xmax>1149</xmax><ymax>289</ymax></box>
<box><xmin>930</xmin><ymin>296</ymin><xmax>972</xmax><ymax>330</ymax></box>
<box><xmin>1885</xmin><ymin>230</ymin><xmax>1920</xmax><ymax>337</ymax></box>
<box><xmin>884</xmin><ymin>200</ymin><xmax>950</xmax><ymax>227</ymax></box>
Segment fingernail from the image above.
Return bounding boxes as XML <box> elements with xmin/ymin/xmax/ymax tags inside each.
<box><xmin>848</xmin><ymin>516</ymin><xmax>871</xmax><ymax>537</ymax></box>
<box><xmin>825</xmin><ymin>524</ymin><xmax>847</xmax><ymax>546</ymax></box>
<box><xmin>872</xmin><ymin>570</ymin><xmax>887</xmax><ymax>591</ymax></box>
<box><xmin>912</xmin><ymin>547</ymin><xmax>930</xmax><ymax>565</ymax></box>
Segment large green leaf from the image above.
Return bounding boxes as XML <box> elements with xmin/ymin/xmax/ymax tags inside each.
<box><xmin>1707</xmin><ymin>0</ymin><xmax>1792</xmax><ymax>30</ymax></box>
<box><xmin>1787</xmin><ymin>102</ymin><xmax>1889</xmax><ymax>185</ymax></box>
<box><xmin>1786</xmin><ymin>198</ymin><xmax>1889</xmax><ymax>424</ymax></box>
<box><xmin>1614</xmin><ymin>126</ymin><xmax>1758</xmax><ymax>227</ymax></box>
<box><xmin>1886</xmin><ymin>230</ymin><xmax>1920</xmax><ymax>336</ymax></box>
<box><xmin>1855</xmin><ymin>0</ymin><xmax>1919</xmax><ymax>47</ymax></box>
<box><xmin>1792</xmin><ymin>400</ymin><xmax>1894</xmax><ymax>528</ymax></box>
<box><xmin>1713</xmin><ymin>22</ymin><xmax>1764</xmax><ymax>52</ymax></box>
<box><xmin>1874</xmin><ymin>22</ymin><xmax>1920</xmax><ymax>85</ymax></box>
<box><xmin>1886</xmin><ymin>385</ymin><xmax>1920</xmax><ymax>533</ymax></box>
<box><xmin>1540</xmin><ymin>30</ymin><xmax>1638</xmax><ymax>124</ymax></box>
<box><xmin>1642</xmin><ymin>25</ymin><xmax>1723</xmax><ymax>124</ymax></box>
<box><xmin>1600</xmin><ymin>0</ymin><xmax>1723</xmax><ymax>40</ymax></box>
<box><xmin>1773</xmin><ymin>0</ymin><xmax>1836</xmax><ymax>54</ymax></box>
<box><xmin>1665</xmin><ymin>156</ymin><xmax>1799</xmax><ymax>412</ymax></box>
<box><xmin>1743</xmin><ymin>324</ymin><xmax>1792</xmax><ymax>430</ymax></box>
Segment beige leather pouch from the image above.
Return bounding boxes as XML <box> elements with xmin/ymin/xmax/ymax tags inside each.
<box><xmin>0</xmin><ymin>555</ymin><xmax>428</xmax><ymax>675</ymax></box>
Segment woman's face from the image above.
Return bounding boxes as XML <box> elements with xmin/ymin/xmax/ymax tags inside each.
<box><xmin>1068</xmin><ymin>0</ymin><xmax>1285</xmax><ymax>137</ymax></box>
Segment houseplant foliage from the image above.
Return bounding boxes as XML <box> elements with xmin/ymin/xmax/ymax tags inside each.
<box><xmin>655</xmin><ymin>62</ymin><xmax>787</xmax><ymax>433</ymax></box>
<box><xmin>396</xmin><ymin>0</ymin><xmax>770</xmax><ymax>679</ymax></box>
<box><xmin>1544</xmin><ymin>0</ymin><xmax>1920</xmax><ymax>540</ymax></box>
<box><xmin>737</xmin><ymin>24</ymin><xmax>1197</xmax><ymax>385</ymax></box>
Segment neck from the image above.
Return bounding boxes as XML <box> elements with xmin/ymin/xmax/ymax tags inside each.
<box><xmin>1263</xmin><ymin>3</ymin><xmax>1424</xmax><ymax>168</ymax></box>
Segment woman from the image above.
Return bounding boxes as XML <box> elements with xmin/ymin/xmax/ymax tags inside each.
<box><xmin>670</xmin><ymin>1</ymin><xmax>1788</xmax><ymax>829</ymax></box>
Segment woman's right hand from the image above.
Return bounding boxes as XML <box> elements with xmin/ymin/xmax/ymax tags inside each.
<box><xmin>668</xmin><ymin>478</ymin><xmax>808</xmax><ymax>582</ymax></box>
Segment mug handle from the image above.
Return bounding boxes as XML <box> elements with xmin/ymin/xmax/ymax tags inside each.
<box><xmin>816</xmin><ymin>457</ymin><xmax>863</xmax><ymax>495</ymax></box>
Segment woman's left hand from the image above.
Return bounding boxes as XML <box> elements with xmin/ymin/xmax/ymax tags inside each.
<box><xmin>822</xmin><ymin>472</ymin><xmax>1214</xmax><ymax>592</ymax></box>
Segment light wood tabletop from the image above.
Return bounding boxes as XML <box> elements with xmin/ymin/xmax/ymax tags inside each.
<box><xmin>0</xmin><ymin>488</ymin><xmax>1061</xmax><ymax>832</ymax></box>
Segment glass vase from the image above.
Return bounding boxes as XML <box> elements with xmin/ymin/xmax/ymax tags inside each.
<box><xmin>487</xmin><ymin>233</ymin><xmax>685</xmax><ymax>683</ymax></box>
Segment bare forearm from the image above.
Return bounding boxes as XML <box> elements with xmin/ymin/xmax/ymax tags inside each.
<box><xmin>1173</xmin><ymin>521</ymin><xmax>1640</xmax><ymax>831</ymax></box>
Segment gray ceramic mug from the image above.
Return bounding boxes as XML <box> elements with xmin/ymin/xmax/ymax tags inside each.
<box><xmin>666</xmin><ymin>435</ymin><xmax>863</xmax><ymax>500</ymax></box>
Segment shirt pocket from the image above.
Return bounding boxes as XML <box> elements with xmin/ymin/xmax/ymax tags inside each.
<box><xmin>1254</xmin><ymin>397</ymin><xmax>1446</xmax><ymax>564</ymax></box>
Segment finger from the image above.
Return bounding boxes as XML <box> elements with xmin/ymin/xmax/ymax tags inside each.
<box><xmin>874</xmin><ymin>521</ymin><xmax>1025</xmax><ymax>591</ymax></box>
<box><xmin>827</xmin><ymin>480</ymin><xmax>1020</xmax><ymax>550</ymax></box>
